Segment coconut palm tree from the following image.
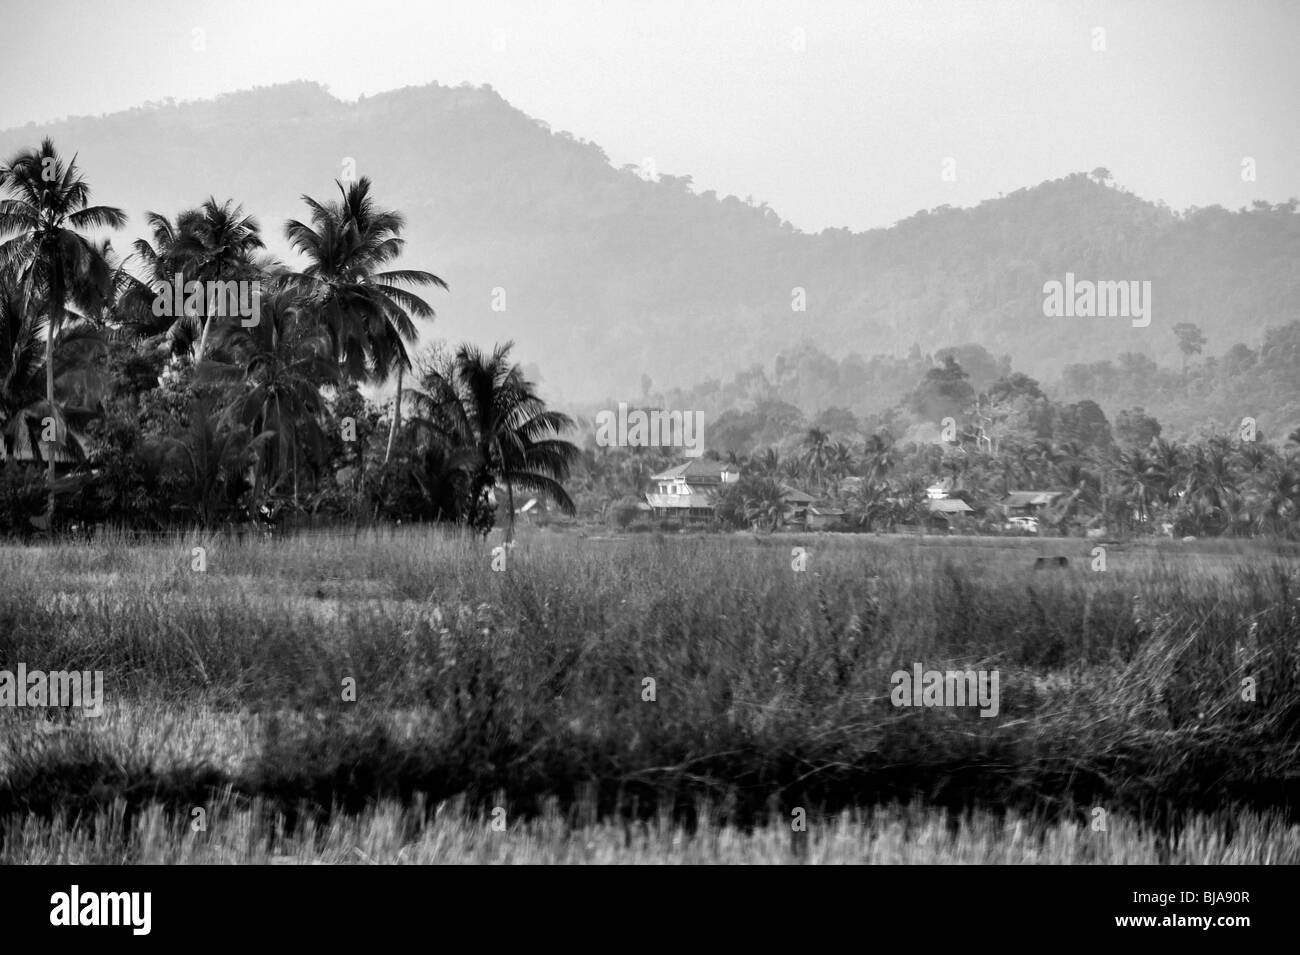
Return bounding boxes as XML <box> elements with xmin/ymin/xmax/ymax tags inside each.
<box><xmin>753</xmin><ymin>447</ymin><xmax>781</xmax><ymax>478</ymax></box>
<box><xmin>1248</xmin><ymin>458</ymin><xmax>1300</xmax><ymax>538</ymax></box>
<box><xmin>1113</xmin><ymin>446</ymin><xmax>1161</xmax><ymax>531</ymax></box>
<box><xmin>742</xmin><ymin>477</ymin><xmax>788</xmax><ymax>532</ymax></box>
<box><xmin>122</xmin><ymin>199</ymin><xmax>265</xmax><ymax>365</ymax></box>
<box><xmin>199</xmin><ymin>278</ymin><xmax>337</xmax><ymax>505</ymax></box>
<box><xmin>863</xmin><ymin>430</ymin><xmax>895</xmax><ymax>484</ymax></box>
<box><xmin>0</xmin><ymin>139</ymin><xmax>125</xmax><ymax>517</ymax></box>
<box><xmin>828</xmin><ymin>441</ymin><xmax>855</xmax><ymax>486</ymax></box>
<box><xmin>802</xmin><ymin>427</ymin><xmax>832</xmax><ymax>488</ymax></box>
<box><xmin>284</xmin><ymin>177</ymin><xmax>446</xmax><ymax>462</ymax></box>
<box><xmin>162</xmin><ymin>406</ymin><xmax>271</xmax><ymax>528</ymax></box>
<box><xmin>409</xmin><ymin>341</ymin><xmax>578</xmax><ymax>540</ymax></box>
<box><xmin>184</xmin><ymin>198</ymin><xmax>265</xmax><ymax>365</ymax></box>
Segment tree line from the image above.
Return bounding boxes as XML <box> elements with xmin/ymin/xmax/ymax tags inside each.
<box><xmin>0</xmin><ymin>139</ymin><xmax>579</xmax><ymax>539</ymax></box>
<box><xmin>575</xmin><ymin>357</ymin><xmax>1300</xmax><ymax>538</ymax></box>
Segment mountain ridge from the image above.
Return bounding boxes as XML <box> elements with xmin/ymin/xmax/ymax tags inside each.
<box><xmin>2</xmin><ymin>80</ymin><xmax>1296</xmax><ymax>404</ymax></box>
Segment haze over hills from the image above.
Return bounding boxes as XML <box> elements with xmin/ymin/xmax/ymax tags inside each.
<box><xmin>3</xmin><ymin>80</ymin><xmax>1297</xmax><ymax>408</ymax></box>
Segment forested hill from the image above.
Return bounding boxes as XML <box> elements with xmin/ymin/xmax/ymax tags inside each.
<box><xmin>3</xmin><ymin>80</ymin><xmax>1297</xmax><ymax>403</ymax></box>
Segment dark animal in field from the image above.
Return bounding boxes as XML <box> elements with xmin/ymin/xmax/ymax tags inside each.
<box><xmin>1034</xmin><ymin>556</ymin><xmax>1069</xmax><ymax>569</ymax></box>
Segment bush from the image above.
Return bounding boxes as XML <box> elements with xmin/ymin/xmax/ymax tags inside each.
<box><xmin>0</xmin><ymin>462</ymin><xmax>46</xmax><ymax>538</ymax></box>
<box><xmin>608</xmin><ymin>495</ymin><xmax>644</xmax><ymax>529</ymax></box>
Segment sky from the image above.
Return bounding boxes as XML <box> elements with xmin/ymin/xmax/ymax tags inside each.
<box><xmin>1</xmin><ymin>0</ymin><xmax>1297</xmax><ymax>232</ymax></box>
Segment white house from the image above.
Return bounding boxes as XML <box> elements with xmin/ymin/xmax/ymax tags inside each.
<box><xmin>645</xmin><ymin>459</ymin><xmax>740</xmax><ymax>519</ymax></box>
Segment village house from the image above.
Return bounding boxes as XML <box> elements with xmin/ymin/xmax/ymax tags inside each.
<box><xmin>778</xmin><ymin>485</ymin><xmax>847</xmax><ymax>529</ymax></box>
<box><xmin>645</xmin><ymin>459</ymin><xmax>846</xmax><ymax>528</ymax></box>
<box><xmin>924</xmin><ymin>477</ymin><xmax>974</xmax><ymax>525</ymax></box>
<box><xmin>1000</xmin><ymin>490</ymin><xmax>1065</xmax><ymax>520</ymax></box>
<box><xmin>645</xmin><ymin>459</ymin><xmax>740</xmax><ymax>520</ymax></box>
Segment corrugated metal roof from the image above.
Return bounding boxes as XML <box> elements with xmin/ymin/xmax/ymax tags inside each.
<box><xmin>928</xmin><ymin>498</ymin><xmax>974</xmax><ymax>513</ymax></box>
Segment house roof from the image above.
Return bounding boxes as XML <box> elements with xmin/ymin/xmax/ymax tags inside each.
<box><xmin>1002</xmin><ymin>491</ymin><xmax>1064</xmax><ymax>507</ymax></box>
<box><xmin>779</xmin><ymin>485</ymin><xmax>816</xmax><ymax>504</ymax></box>
<box><xmin>928</xmin><ymin>498</ymin><xmax>974</xmax><ymax>514</ymax></box>
<box><xmin>650</xmin><ymin>459</ymin><xmax>740</xmax><ymax>483</ymax></box>
<box><xmin>645</xmin><ymin>492</ymin><xmax>715</xmax><ymax>509</ymax></box>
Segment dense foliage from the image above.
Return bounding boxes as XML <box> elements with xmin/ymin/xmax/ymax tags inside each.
<box><xmin>0</xmin><ymin>139</ymin><xmax>578</xmax><ymax>538</ymax></box>
<box><xmin>571</xmin><ymin>347</ymin><xmax>1300</xmax><ymax>538</ymax></box>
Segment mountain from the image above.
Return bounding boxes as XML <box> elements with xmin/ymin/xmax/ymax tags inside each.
<box><xmin>3</xmin><ymin>80</ymin><xmax>1297</xmax><ymax>405</ymax></box>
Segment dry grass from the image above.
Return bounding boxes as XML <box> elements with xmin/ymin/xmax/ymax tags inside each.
<box><xmin>1</xmin><ymin>526</ymin><xmax>1297</xmax><ymax>863</ymax></box>
<box><xmin>6</xmin><ymin>798</ymin><xmax>1296</xmax><ymax>864</ymax></box>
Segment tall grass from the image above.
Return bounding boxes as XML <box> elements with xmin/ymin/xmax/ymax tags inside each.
<box><xmin>6</xmin><ymin>798</ymin><xmax>1296</xmax><ymax>864</ymax></box>
<box><xmin>1</xmin><ymin>528</ymin><xmax>1297</xmax><ymax>860</ymax></box>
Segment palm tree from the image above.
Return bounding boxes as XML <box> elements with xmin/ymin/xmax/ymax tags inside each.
<box><xmin>0</xmin><ymin>139</ymin><xmax>125</xmax><ymax>517</ymax></box>
<box><xmin>284</xmin><ymin>177</ymin><xmax>446</xmax><ymax>462</ymax></box>
<box><xmin>119</xmin><ymin>210</ymin><xmax>205</xmax><ymax>358</ymax></box>
<box><xmin>1179</xmin><ymin>440</ymin><xmax>1235</xmax><ymax>535</ymax></box>
<box><xmin>802</xmin><ymin>427</ymin><xmax>831</xmax><ymax>488</ymax></box>
<box><xmin>742</xmin><ymin>477</ymin><xmax>788</xmax><ymax>532</ymax></box>
<box><xmin>199</xmin><ymin>279</ymin><xmax>337</xmax><ymax>505</ymax></box>
<box><xmin>863</xmin><ymin>430</ymin><xmax>895</xmax><ymax>483</ymax></box>
<box><xmin>0</xmin><ymin>275</ymin><xmax>44</xmax><ymax>460</ymax></box>
<box><xmin>753</xmin><ymin>447</ymin><xmax>781</xmax><ymax>478</ymax></box>
<box><xmin>185</xmin><ymin>198</ymin><xmax>265</xmax><ymax>365</ymax></box>
<box><xmin>1113</xmin><ymin>447</ymin><xmax>1160</xmax><ymax>531</ymax></box>
<box><xmin>163</xmin><ymin>406</ymin><xmax>270</xmax><ymax>528</ymax></box>
<box><xmin>123</xmin><ymin>199</ymin><xmax>265</xmax><ymax>365</ymax></box>
<box><xmin>409</xmin><ymin>341</ymin><xmax>579</xmax><ymax>540</ymax></box>
<box><xmin>1248</xmin><ymin>459</ymin><xmax>1300</xmax><ymax>538</ymax></box>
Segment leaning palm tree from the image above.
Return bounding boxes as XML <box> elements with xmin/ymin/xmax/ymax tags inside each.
<box><xmin>409</xmin><ymin>341</ymin><xmax>579</xmax><ymax>540</ymax></box>
<box><xmin>0</xmin><ymin>139</ymin><xmax>125</xmax><ymax>517</ymax></box>
<box><xmin>284</xmin><ymin>177</ymin><xmax>446</xmax><ymax>462</ymax></box>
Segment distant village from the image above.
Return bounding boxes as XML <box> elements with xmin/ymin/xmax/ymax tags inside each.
<box><xmin>633</xmin><ymin>456</ymin><xmax>1060</xmax><ymax>533</ymax></box>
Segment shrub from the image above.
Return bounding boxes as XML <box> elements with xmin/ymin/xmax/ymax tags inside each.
<box><xmin>0</xmin><ymin>462</ymin><xmax>45</xmax><ymax>538</ymax></box>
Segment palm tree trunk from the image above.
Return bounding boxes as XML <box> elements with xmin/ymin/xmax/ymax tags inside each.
<box><xmin>195</xmin><ymin>316</ymin><xmax>211</xmax><ymax>367</ymax></box>
<box><xmin>45</xmin><ymin>268</ymin><xmax>64</xmax><ymax>523</ymax></box>
<box><xmin>46</xmin><ymin>306</ymin><xmax>55</xmax><ymax>519</ymax></box>
<box><xmin>384</xmin><ymin>364</ymin><xmax>403</xmax><ymax>464</ymax></box>
<box><xmin>505</xmin><ymin>478</ymin><xmax>516</xmax><ymax>543</ymax></box>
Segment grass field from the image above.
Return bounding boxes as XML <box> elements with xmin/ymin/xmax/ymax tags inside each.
<box><xmin>2</xmin><ymin>526</ymin><xmax>1298</xmax><ymax>863</ymax></box>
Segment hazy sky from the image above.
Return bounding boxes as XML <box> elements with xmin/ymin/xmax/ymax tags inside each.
<box><xmin>2</xmin><ymin>0</ymin><xmax>1296</xmax><ymax>231</ymax></box>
